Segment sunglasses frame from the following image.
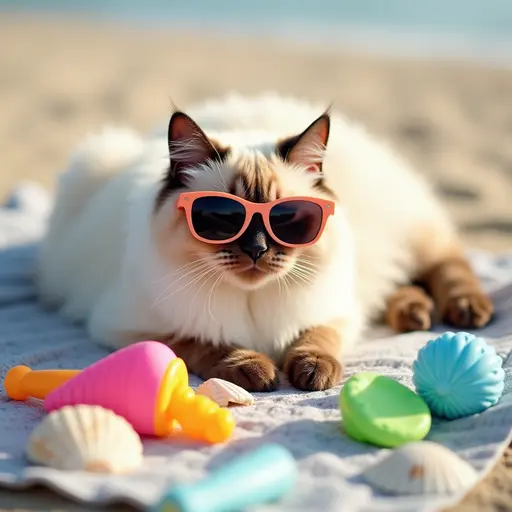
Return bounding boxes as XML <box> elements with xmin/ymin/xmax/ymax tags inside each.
<box><xmin>176</xmin><ymin>191</ymin><xmax>335</xmax><ymax>248</ymax></box>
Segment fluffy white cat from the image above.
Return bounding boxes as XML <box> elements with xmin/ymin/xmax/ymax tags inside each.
<box><xmin>36</xmin><ymin>92</ymin><xmax>492</xmax><ymax>391</ymax></box>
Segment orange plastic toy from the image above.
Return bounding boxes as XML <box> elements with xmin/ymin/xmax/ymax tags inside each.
<box><xmin>3</xmin><ymin>341</ymin><xmax>235</xmax><ymax>444</ymax></box>
<box><xmin>4</xmin><ymin>366</ymin><xmax>80</xmax><ymax>400</ymax></box>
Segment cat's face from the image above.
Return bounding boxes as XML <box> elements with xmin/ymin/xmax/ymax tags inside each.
<box><xmin>153</xmin><ymin>110</ymin><xmax>339</xmax><ymax>292</ymax></box>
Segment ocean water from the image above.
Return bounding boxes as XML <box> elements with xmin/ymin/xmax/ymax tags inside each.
<box><xmin>2</xmin><ymin>0</ymin><xmax>512</xmax><ymax>63</ymax></box>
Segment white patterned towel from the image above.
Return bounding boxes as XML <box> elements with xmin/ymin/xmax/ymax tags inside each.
<box><xmin>0</xmin><ymin>183</ymin><xmax>511</xmax><ymax>512</ymax></box>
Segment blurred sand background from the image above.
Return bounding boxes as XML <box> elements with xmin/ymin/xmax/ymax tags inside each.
<box><xmin>0</xmin><ymin>11</ymin><xmax>511</xmax><ymax>512</ymax></box>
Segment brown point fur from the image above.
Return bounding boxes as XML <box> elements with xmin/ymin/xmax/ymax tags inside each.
<box><xmin>386</xmin><ymin>285</ymin><xmax>434</xmax><ymax>332</ymax></box>
<box><xmin>418</xmin><ymin>256</ymin><xmax>494</xmax><ymax>328</ymax></box>
<box><xmin>154</xmin><ymin>137</ymin><xmax>230</xmax><ymax>213</ymax></box>
<box><xmin>230</xmin><ymin>153</ymin><xmax>281</xmax><ymax>203</ymax></box>
<box><xmin>283</xmin><ymin>325</ymin><xmax>342</xmax><ymax>391</ymax></box>
<box><xmin>276</xmin><ymin>112</ymin><xmax>336</xmax><ymax>200</ymax></box>
<box><xmin>385</xmin><ymin>225</ymin><xmax>493</xmax><ymax>331</ymax></box>
<box><xmin>165</xmin><ymin>335</ymin><xmax>279</xmax><ymax>392</ymax></box>
<box><xmin>313</xmin><ymin>179</ymin><xmax>337</xmax><ymax>200</ymax></box>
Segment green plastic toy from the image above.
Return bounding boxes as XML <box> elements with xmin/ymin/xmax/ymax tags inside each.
<box><xmin>340</xmin><ymin>372</ymin><xmax>431</xmax><ymax>448</ymax></box>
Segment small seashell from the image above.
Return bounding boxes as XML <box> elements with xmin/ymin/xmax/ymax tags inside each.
<box><xmin>196</xmin><ymin>378</ymin><xmax>255</xmax><ymax>407</ymax></box>
<box><xmin>363</xmin><ymin>441</ymin><xmax>478</xmax><ymax>495</ymax></box>
<box><xmin>26</xmin><ymin>405</ymin><xmax>143</xmax><ymax>473</ymax></box>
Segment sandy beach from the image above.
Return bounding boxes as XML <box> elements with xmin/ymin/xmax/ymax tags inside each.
<box><xmin>0</xmin><ymin>12</ymin><xmax>510</xmax><ymax>511</ymax></box>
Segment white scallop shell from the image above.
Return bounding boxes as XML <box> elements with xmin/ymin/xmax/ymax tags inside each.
<box><xmin>196</xmin><ymin>378</ymin><xmax>255</xmax><ymax>407</ymax></box>
<box><xmin>26</xmin><ymin>405</ymin><xmax>143</xmax><ymax>473</ymax></box>
<box><xmin>363</xmin><ymin>441</ymin><xmax>478</xmax><ymax>495</ymax></box>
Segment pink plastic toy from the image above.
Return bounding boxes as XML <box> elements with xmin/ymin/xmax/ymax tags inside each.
<box><xmin>45</xmin><ymin>341</ymin><xmax>175</xmax><ymax>434</ymax></box>
<box><xmin>5</xmin><ymin>341</ymin><xmax>235</xmax><ymax>444</ymax></box>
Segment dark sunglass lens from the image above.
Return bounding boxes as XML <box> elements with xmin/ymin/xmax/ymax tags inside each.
<box><xmin>191</xmin><ymin>197</ymin><xmax>246</xmax><ymax>241</ymax></box>
<box><xmin>270</xmin><ymin>200</ymin><xmax>323</xmax><ymax>245</ymax></box>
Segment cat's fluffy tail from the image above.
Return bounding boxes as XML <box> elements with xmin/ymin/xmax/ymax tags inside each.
<box><xmin>37</xmin><ymin>127</ymin><xmax>144</xmax><ymax>309</ymax></box>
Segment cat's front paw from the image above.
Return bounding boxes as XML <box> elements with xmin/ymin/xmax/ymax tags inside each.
<box><xmin>286</xmin><ymin>351</ymin><xmax>342</xmax><ymax>391</ymax></box>
<box><xmin>386</xmin><ymin>285</ymin><xmax>433</xmax><ymax>333</ymax></box>
<box><xmin>212</xmin><ymin>350</ymin><xmax>280</xmax><ymax>392</ymax></box>
<box><xmin>441</xmin><ymin>291</ymin><xmax>494</xmax><ymax>328</ymax></box>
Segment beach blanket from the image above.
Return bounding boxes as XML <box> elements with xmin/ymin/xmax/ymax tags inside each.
<box><xmin>0</xmin><ymin>183</ymin><xmax>511</xmax><ymax>512</ymax></box>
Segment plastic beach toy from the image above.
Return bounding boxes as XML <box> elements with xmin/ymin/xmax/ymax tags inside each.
<box><xmin>4</xmin><ymin>341</ymin><xmax>235</xmax><ymax>444</ymax></box>
<box><xmin>4</xmin><ymin>366</ymin><xmax>80</xmax><ymax>401</ymax></box>
<box><xmin>340</xmin><ymin>372</ymin><xmax>431</xmax><ymax>448</ymax></box>
<box><xmin>413</xmin><ymin>331</ymin><xmax>505</xmax><ymax>420</ymax></box>
<box><xmin>153</xmin><ymin>444</ymin><xmax>297</xmax><ymax>512</ymax></box>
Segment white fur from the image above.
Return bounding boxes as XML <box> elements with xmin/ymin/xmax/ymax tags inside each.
<box><xmin>37</xmin><ymin>92</ymin><xmax>456</xmax><ymax>358</ymax></box>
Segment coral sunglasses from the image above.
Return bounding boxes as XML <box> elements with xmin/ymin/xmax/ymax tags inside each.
<box><xmin>177</xmin><ymin>191</ymin><xmax>334</xmax><ymax>248</ymax></box>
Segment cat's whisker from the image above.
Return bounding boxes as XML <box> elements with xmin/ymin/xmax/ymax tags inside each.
<box><xmin>192</xmin><ymin>251</ymin><xmax>222</xmax><ymax>259</ymax></box>
<box><xmin>288</xmin><ymin>270</ymin><xmax>311</xmax><ymax>288</ymax></box>
<box><xmin>151</xmin><ymin>258</ymin><xmax>209</xmax><ymax>283</ymax></box>
<box><xmin>291</xmin><ymin>269</ymin><xmax>315</xmax><ymax>283</ymax></box>
<box><xmin>288</xmin><ymin>264</ymin><xmax>315</xmax><ymax>287</ymax></box>
<box><xmin>293</xmin><ymin>266</ymin><xmax>320</xmax><ymax>280</ymax></box>
<box><xmin>296</xmin><ymin>255</ymin><xmax>321</xmax><ymax>265</ymax></box>
<box><xmin>151</xmin><ymin>260</ymin><xmax>211</xmax><ymax>306</ymax></box>
<box><xmin>188</xmin><ymin>266</ymin><xmax>223</xmax><ymax>323</ymax></box>
<box><xmin>276</xmin><ymin>274</ymin><xmax>282</xmax><ymax>297</ymax></box>
<box><xmin>298</xmin><ymin>253</ymin><xmax>322</xmax><ymax>262</ymax></box>
<box><xmin>292</xmin><ymin>261</ymin><xmax>318</xmax><ymax>275</ymax></box>
<box><xmin>171</xmin><ymin>264</ymin><xmax>219</xmax><ymax>300</ymax></box>
<box><xmin>292</xmin><ymin>266</ymin><xmax>318</xmax><ymax>281</ymax></box>
<box><xmin>205</xmin><ymin>271</ymin><xmax>224</xmax><ymax>325</ymax></box>
<box><xmin>193</xmin><ymin>251</ymin><xmax>231</xmax><ymax>263</ymax></box>
<box><xmin>282</xmin><ymin>273</ymin><xmax>293</xmax><ymax>294</ymax></box>
<box><xmin>151</xmin><ymin>265</ymin><xmax>216</xmax><ymax>310</ymax></box>
<box><xmin>296</xmin><ymin>257</ymin><xmax>322</xmax><ymax>268</ymax></box>
<box><xmin>153</xmin><ymin>268</ymin><xmax>215</xmax><ymax>311</ymax></box>
<box><xmin>277</xmin><ymin>276</ymin><xmax>286</xmax><ymax>296</ymax></box>
<box><xmin>294</xmin><ymin>260</ymin><xmax>319</xmax><ymax>272</ymax></box>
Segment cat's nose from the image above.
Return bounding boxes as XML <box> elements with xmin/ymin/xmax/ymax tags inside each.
<box><xmin>241</xmin><ymin>241</ymin><xmax>268</xmax><ymax>263</ymax></box>
<box><xmin>239</xmin><ymin>216</ymin><xmax>269</xmax><ymax>262</ymax></box>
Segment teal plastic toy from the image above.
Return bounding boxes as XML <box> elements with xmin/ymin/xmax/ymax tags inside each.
<box><xmin>340</xmin><ymin>372</ymin><xmax>431</xmax><ymax>448</ymax></box>
<box><xmin>413</xmin><ymin>331</ymin><xmax>505</xmax><ymax>420</ymax></box>
<box><xmin>153</xmin><ymin>444</ymin><xmax>297</xmax><ymax>512</ymax></box>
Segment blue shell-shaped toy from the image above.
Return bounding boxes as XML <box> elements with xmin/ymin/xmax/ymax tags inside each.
<box><xmin>413</xmin><ymin>331</ymin><xmax>505</xmax><ymax>420</ymax></box>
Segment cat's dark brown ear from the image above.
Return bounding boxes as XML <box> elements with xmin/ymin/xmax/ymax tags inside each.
<box><xmin>155</xmin><ymin>111</ymin><xmax>229</xmax><ymax>210</ymax></box>
<box><xmin>167</xmin><ymin>111</ymin><xmax>228</xmax><ymax>183</ymax></box>
<box><xmin>276</xmin><ymin>113</ymin><xmax>330</xmax><ymax>174</ymax></box>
